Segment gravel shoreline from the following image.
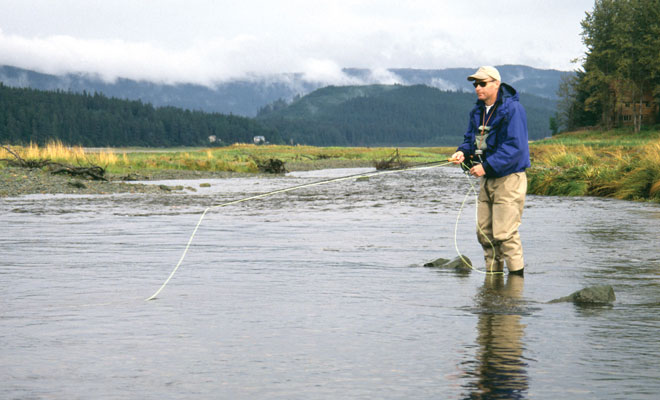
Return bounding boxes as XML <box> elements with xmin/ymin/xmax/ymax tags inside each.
<box><xmin>0</xmin><ymin>166</ymin><xmax>254</xmax><ymax>198</ymax></box>
<box><xmin>0</xmin><ymin>159</ymin><xmax>374</xmax><ymax>198</ymax></box>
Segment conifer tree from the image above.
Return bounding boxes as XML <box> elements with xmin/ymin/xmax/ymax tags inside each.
<box><xmin>570</xmin><ymin>0</ymin><xmax>660</xmax><ymax>132</ymax></box>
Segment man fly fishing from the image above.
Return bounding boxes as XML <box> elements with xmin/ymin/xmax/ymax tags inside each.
<box><xmin>450</xmin><ymin>66</ymin><xmax>530</xmax><ymax>276</ymax></box>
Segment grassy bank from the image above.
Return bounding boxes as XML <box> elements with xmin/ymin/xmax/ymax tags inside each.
<box><xmin>528</xmin><ymin>129</ymin><xmax>660</xmax><ymax>202</ymax></box>
<box><xmin>3</xmin><ymin>130</ymin><xmax>659</xmax><ymax>202</ymax></box>
<box><xmin>0</xmin><ymin>141</ymin><xmax>454</xmax><ymax>175</ymax></box>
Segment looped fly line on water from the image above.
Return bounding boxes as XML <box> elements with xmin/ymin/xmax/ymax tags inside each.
<box><xmin>145</xmin><ymin>160</ymin><xmax>497</xmax><ymax>301</ymax></box>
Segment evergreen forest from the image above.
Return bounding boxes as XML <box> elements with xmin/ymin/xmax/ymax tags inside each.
<box><xmin>0</xmin><ymin>84</ymin><xmax>274</xmax><ymax>147</ymax></box>
<box><xmin>559</xmin><ymin>0</ymin><xmax>660</xmax><ymax>132</ymax></box>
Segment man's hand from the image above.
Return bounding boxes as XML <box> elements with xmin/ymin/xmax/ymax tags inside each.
<box><xmin>469</xmin><ymin>163</ymin><xmax>485</xmax><ymax>177</ymax></box>
<box><xmin>450</xmin><ymin>151</ymin><xmax>464</xmax><ymax>164</ymax></box>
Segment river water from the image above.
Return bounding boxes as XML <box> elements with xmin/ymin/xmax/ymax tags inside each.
<box><xmin>1</xmin><ymin>166</ymin><xmax>659</xmax><ymax>399</ymax></box>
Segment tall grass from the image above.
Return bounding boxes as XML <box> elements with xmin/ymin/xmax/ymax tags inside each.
<box><xmin>1</xmin><ymin>141</ymin><xmax>120</xmax><ymax>169</ymax></box>
<box><xmin>528</xmin><ymin>135</ymin><xmax>660</xmax><ymax>202</ymax></box>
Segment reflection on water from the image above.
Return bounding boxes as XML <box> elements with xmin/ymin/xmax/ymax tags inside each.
<box><xmin>1</xmin><ymin>167</ymin><xmax>660</xmax><ymax>399</ymax></box>
<box><xmin>463</xmin><ymin>275</ymin><xmax>528</xmax><ymax>399</ymax></box>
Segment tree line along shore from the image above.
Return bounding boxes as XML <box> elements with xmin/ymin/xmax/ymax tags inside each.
<box><xmin>1</xmin><ymin>129</ymin><xmax>659</xmax><ymax>202</ymax></box>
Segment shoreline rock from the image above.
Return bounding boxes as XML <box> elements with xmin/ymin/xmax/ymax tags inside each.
<box><xmin>0</xmin><ymin>158</ymin><xmax>378</xmax><ymax>198</ymax></box>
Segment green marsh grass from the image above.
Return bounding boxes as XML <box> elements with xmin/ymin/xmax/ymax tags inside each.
<box><xmin>118</xmin><ymin>145</ymin><xmax>453</xmax><ymax>174</ymax></box>
<box><xmin>537</xmin><ymin>128</ymin><xmax>660</xmax><ymax>148</ymax></box>
<box><xmin>528</xmin><ymin>130</ymin><xmax>660</xmax><ymax>202</ymax></box>
<box><xmin>1</xmin><ymin>142</ymin><xmax>454</xmax><ymax>175</ymax></box>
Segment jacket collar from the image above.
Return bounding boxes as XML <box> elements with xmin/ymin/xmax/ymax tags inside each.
<box><xmin>475</xmin><ymin>82</ymin><xmax>519</xmax><ymax>108</ymax></box>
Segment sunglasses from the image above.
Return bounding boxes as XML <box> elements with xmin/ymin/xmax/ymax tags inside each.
<box><xmin>472</xmin><ymin>80</ymin><xmax>493</xmax><ymax>88</ymax></box>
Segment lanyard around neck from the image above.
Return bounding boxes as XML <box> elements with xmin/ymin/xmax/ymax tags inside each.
<box><xmin>478</xmin><ymin>105</ymin><xmax>496</xmax><ymax>151</ymax></box>
<box><xmin>481</xmin><ymin>105</ymin><xmax>496</xmax><ymax>135</ymax></box>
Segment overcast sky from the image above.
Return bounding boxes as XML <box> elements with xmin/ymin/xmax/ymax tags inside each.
<box><xmin>0</xmin><ymin>0</ymin><xmax>595</xmax><ymax>86</ymax></box>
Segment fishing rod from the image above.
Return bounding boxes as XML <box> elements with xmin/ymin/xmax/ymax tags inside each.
<box><xmin>145</xmin><ymin>158</ymin><xmax>494</xmax><ymax>301</ymax></box>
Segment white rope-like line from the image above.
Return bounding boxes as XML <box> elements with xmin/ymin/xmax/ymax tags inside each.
<box><xmin>145</xmin><ymin>208</ymin><xmax>210</xmax><ymax>301</ymax></box>
<box><xmin>146</xmin><ymin>161</ymin><xmax>453</xmax><ymax>300</ymax></box>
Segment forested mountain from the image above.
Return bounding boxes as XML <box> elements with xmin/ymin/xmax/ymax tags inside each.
<box><xmin>0</xmin><ymin>65</ymin><xmax>318</xmax><ymax>118</ymax></box>
<box><xmin>257</xmin><ymin>84</ymin><xmax>557</xmax><ymax>146</ymax></box>
<box><xmin>1</xmin><ymin>64</ymin><xmax>565</xmax><ymax>116</ymax></box>
<box><xmin>0</xmin><ymin>79</ymin><xmax>556</xmax><ymax>147</ymax></box>
<box><xmin>0</xmin><ymin>84</ymin><xmax>274</xmax><ymax>147</ymax></box>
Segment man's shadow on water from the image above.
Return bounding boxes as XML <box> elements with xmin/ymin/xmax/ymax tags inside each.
<box><xmin>460</xmin><ymin>274</ymin><xmax>530</xmax><ymax>400</ymax></box>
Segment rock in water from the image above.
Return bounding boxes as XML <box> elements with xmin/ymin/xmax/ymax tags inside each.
<box><xmin>548</xmin><ymin>285</ymin><xmax>615</xmax><ymax>305</ymax></box>
<box><xmin>424</xmin><ymin>256</ymin><xmax>472</xmax><ymax>273</ymax></box>
<box><xmin>424</xmin><ymin>257</ymin><xmax>449</xmax><ymax>267</ymax></box>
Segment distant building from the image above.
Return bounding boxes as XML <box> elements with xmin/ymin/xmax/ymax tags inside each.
<box><xmin>253</xmin><ymin>136</ymin><xmax>267</xmax><ymax>145</ymax></box>
<box><xmin>615</xmin><ymin>85</ymin><xmax>658</xmax><ymax>126</ymax></box>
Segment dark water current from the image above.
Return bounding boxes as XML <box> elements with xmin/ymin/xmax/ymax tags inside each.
<box><xmin>2</xmin><ymin>166</ymin><xmax>659</xmax><ymax>399</ymax></box>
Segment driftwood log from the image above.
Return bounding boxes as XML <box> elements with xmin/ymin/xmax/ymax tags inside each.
<box><xmin>1</xmin><ymin>145</ymin><xmax>107</xmax><ymax>181</ymax></box>
<box><xmin>374</xmin><ymin>149</ymin><xmax>410</xmax><ymax>170</ymax></box>
<box><xmin>0</xmin><ymin>145</ymin><xmax>51</xmax><ymax>168</ymax></box>
<box><xmin>48</xmin><ymin>164</ymin><xmax>107</xmax><ymax>181</ymax></box>
<box><xmin>256</xmin><ymin>158</ymin><xmax>287</xmax><ymax>174</ymax></box>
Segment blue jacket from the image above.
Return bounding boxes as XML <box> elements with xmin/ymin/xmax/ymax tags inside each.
<box><xmin>457</xmin><ymin>83</ymin><xmax>531</xmax><ymax>178</ymax></box>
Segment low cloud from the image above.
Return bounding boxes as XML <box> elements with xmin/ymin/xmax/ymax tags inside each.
<box><xmin>0</xmin><ymin>0</ymin><xmax>585</xmax><ymax>88</ymax></box>
<box><xmin>0</xmin><ymin>29</ymin><xmax>381</xmax><ymax>87</ymax></box>
<box><xmin>429</xmin><ymin>78</ymin><xmax>461</xmax><ymax>92</ymax></box>
<box><xmin>300</xmin><ymin>59</ymin><xmax>362</xmax><ymax>85</ymax></box>
<box><xmin>366</xmin><ymin>68</ymin><xmax>403</xmax><ymax>85</ymax></box>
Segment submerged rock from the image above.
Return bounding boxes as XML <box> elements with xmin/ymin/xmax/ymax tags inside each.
<box><xmin>548</xmin><ymin>285</ymin><xmax>615</xmax><ymax>305</ymax></box>
<box><xmin>158</xmin><ymin>184</ymin><xmax>184</xmax><ymax>192</ymax></box>
<box><xmin>424</xmin><ymin>256</ymin><xmax>472</xmax><ymax>273</ymax></box>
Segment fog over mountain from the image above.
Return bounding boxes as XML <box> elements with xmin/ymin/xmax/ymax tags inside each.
<box><xmin>0</xmin><ymin>64</ymin><xmax>566</xmax><ymax>117</ymax></box>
